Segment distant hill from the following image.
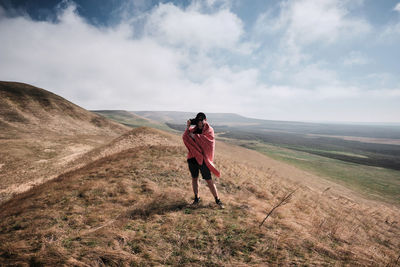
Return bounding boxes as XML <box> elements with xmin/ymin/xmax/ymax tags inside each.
<box><xmin>133</xmin><ymin>110</ymin><xmax>400</xmax><ymax>139</ymax></box>
<box><xmin>0</xmin><ymin>81</ymin><xmax>129</xmax><ymax>203</ymax></box>
<box><xmin>133</xmin><ymin>110</ymin><xmax>261</xmax><ymax>127</ymax></box>
<box><xmin>92</xmin><ymin>110</ymin><xmax>176</xmax><ymax>133</ymax></box>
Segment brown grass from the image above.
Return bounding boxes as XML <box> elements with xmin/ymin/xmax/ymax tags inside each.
<box><xmin>0</xmin><ymin>81</ymin><xmax>130</xmax><ymax>203</ymax></box>
<box><xmin>0</xmin><ymin>127</ymin><xmax>399</xmax><ymax>266</ymax></box>
<box><xmin>0</xmin><ymin>81</ymin><xmax>128</xmax><ymax>138</ymax></box>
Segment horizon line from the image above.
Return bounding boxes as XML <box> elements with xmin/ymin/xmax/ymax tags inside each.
<box><xmin>91</xmin><ymin>109</ymin><xmax>400</xmax><ymax>126</ymax></box>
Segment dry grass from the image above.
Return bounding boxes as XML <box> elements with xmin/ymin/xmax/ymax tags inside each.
<box><xmin>0</xmin><ymin>81</ymin><xmax>128</xmax><ymax>138</ymax></box>
<box><xmin>1</xmin><ymin>127</ymin><xmax>399</xmax><ymax>266</ymax></box>
<box><xmin>0</xmin><ymin>81</ymin><xmax>130</xmax><ymax>203</ymax></box>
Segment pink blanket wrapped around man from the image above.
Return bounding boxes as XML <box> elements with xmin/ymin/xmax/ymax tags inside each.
<box><xmin>182</xmin><ymin>122</ymin><xmax>221</xmax><ymax>178</ymax></box>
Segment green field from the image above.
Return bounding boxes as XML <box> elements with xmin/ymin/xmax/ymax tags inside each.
<box><xmin>234</xmin><ymin>140</ymin><xmax>400</xmax><ymax>205</ymax></box>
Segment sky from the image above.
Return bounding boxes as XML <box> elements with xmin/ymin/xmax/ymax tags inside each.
<box><xmin>0</xmin><ymin>0</ymin><xmax>399</xmax><ymax>123</ymax></box>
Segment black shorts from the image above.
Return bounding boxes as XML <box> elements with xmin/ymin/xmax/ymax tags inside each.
<box><xmin>187</xmin><ymin>158</ymin><xmax>212</xmax><ymax>180</ymax></box>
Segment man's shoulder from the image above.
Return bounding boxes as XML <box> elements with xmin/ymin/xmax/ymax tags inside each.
<box><xmin>204</xmin><ymin>122</ymin><xmax>214</xmax><ymax>135</ymax></box>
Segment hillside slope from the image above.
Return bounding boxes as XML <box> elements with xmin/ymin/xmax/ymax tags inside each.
<box><xmin>0</xmin><ymin>81</ymin><xmax>130</xmax><ymax>203</ymax></box>
<box><xmin>1</xmin><ymin>127</ymin><xmax>399</xmax><ymax>266</ymax></box>
<box><xmin>0</xmin><ymin>81</ymin><xmax>127</xmax><ymax>137</ymax></box>
<box><xmin>92</xmin><ymin>110</ymin><xmax>176</xmax><ymax>133</ymax></box>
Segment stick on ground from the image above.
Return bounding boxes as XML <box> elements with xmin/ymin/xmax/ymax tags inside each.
<box><xmin>259</xmin><ymin>188</ymin><xmax>297</xmax><ymax>228</ymax></box>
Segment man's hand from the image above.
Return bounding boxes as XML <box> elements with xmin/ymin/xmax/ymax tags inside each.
<box><xmin>186</xmin><ymin>120</ymin><xmax>195</xmax><ymax>139</ymax></box>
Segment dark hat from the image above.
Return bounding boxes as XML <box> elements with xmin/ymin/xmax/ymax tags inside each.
<box><xmin>195</xmin><ymin>112</ymin><xmax>206</xmax><ymax>120</ymax></box>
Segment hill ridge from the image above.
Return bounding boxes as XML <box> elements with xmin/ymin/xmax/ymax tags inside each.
<box><xmin>0</xmin><ymin>81</ymin><xmax>128</xmax><ymax>137</ymax></box>
<box><xmin>64</xmin><ymin>127</ymin><xmax>179</xmax><ymax>171</ymax></box>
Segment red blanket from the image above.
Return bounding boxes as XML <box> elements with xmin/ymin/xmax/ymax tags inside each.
<box><xmin>182</xmin><ymin>122</ymin><xmax>220</xmax><ymax>177</ymax></box>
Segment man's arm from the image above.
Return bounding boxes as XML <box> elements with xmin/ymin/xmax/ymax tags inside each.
<box><xmin>184</xmin><ymin>119</ymin><xmax>196</xmax><ymax>139</ymax></box>
<box><xmin>194</xmin><ymin>124</ymin><xmax>214</xmax><ymax>144</ymax></box>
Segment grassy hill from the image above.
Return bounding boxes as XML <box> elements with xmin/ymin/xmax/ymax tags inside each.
<box><xmin>239</xmin><ymin>140</ymin><xmax>400</xmax><ymax>205</ymax></box>
<box><xmin>0</xmin><ymin>81</ymin><xmax>129</xmax><ymax>203</ymax></box>
<box><xmin>92</xmin><ymin>110</ymin><xmax>176</xmax><ymax>133</ymax></box>
<box><xmin>0</xmin><ymin>81</ymin><xmax>127</xmax><ymax>138</ymax></box>
<box><xmin>1</xmin><ymin>127</ymin><xmax>399</xmax><ymax>266</ymax></box>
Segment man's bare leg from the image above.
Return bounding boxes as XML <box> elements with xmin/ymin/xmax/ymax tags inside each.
<box><xmin>206</xmin><ymin>179</ymin><xmax>218</xmax><ymax>199</ymax></box>
<box><xmin>206</xmin><ymin>179</ymin><xmax>224</xmax><ymax>208</ymax></box>
<box><xmin>192</xmin><ymin>177</ymin><xmax>199</xmax><ymax>198</ymax></box>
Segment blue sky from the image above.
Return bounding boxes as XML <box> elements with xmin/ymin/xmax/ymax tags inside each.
<box><xmin>0</xmin><ymin>0</ymin><xmax>399</xmax><ymax>122</ymax></box>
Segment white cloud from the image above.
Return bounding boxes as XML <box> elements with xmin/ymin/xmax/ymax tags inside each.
<box><xmin>343</xmin><ymin>51</ymin><xmax>369</xmax><ymax>65</ymax></box>
<box><xmin>258</xmin><ymin>0</ymin><xmax>370</xmax><ymax>45</ymax></box>
<box><xmin>380</xmin><ymin>22</ymin><xmax>400</xmax><ymax>42</ymax></box>
<box><xmin>341</xmin><ymin>0</ymin><xmax>365</xmax><ymax>8</ymax></box>
<box><xmin>255</xmin><ymin>0</ymin><xmax>371</xmax><ymax>66</ymax></box>
<box><xmin>282</xmin><ymin>0</ymin><xmax>346</xmax><ymax>44</ymax></box>
<box><xmin>0</xmin><ymin>5</ymin><xmax>186</xmax><ymax>108</ymax></box>
<box><xmin>394</xmin><ymin>3</ymin><xmax>400</xmax><ymax>12</ymax></box>
<box><xmin>0</xmin><ymin>3</ymin><xmax>259</xmax><ymax>115</ymax></box>
<box><xmin>144</xmin><ymin>3</ymin><xmax>244</xmax><ymax>52</ymax></box>
<box><xmin>377</xmin><ymin>3</ymin><xmax>400</xmax><ymax>42</ymax></box>
<box><xmin>201</xmin><ymin>0</ymin><xmax>232</xmax><ymax>9</ymax></box>
<box><xmin>291</xmin><ymin>64</ymin><xmax>339</xmax><ymax>87</ymax></box>
<box><xmin>363</xmin><ymin>72</ymin><xmax>398</xmax><ymax>88</ymax></box>
<box><xmin>0</xmin><ymin>1</ymin><xmax>399</xmax><ymax>122</ymax></box>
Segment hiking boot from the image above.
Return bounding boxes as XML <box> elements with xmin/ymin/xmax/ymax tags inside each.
<box><xmin>192</xmin><ymin>197</ymin><xmax>201</xmax><ymax>205</ymax></box>
<box><xmin>215</xmin><ymin>198</ymin><xmax>225</xmax><ymax>209</ymax></box>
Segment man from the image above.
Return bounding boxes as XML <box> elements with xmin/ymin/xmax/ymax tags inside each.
<box><xmin>182</xmin><ymin>112</ymin><xmax>224</xmax><ymax>208</ymax></box>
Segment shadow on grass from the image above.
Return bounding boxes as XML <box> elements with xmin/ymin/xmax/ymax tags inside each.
<box><xmin>128</xmin><ymin>192</ymin><xmax>188</xmax><ymax>219</ymax></box>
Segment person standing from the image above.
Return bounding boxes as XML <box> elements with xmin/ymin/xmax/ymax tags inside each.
<box><xmin>182</xmin><ymin>112</ymin><xmax>224</xmax><ymax>208</ymax></box>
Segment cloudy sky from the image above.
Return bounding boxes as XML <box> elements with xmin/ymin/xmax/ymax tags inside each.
<box><xmin>0</xmin><ymin>0</ymin><xmax>399</xmax><ymax>123</ymax></box>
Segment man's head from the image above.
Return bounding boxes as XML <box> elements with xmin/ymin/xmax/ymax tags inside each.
<box><xmin>195</xmin><ymin>112</ymin><xmax>206</xmax><ymax>128</ymax></box>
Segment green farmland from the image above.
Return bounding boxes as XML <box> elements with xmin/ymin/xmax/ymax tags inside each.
<box><xmin>238</xmin><ymin>140</ymin><xmax>400</xmax><ymax>205</ymax></box>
